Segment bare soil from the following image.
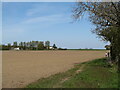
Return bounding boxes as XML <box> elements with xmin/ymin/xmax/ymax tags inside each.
<box><xmin>2</xmin><ymin>50</ymin><xmax>106</xmax><ymax>88</ymax></box>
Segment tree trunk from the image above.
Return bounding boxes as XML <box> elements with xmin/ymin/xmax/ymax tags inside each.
<box><xmin>110</xmin><ymin>45</ymin><xmax>116</xmax><ymax>63</ymax></box>
<box><xmin>118</xmin><ymin>30</ymin><xmax>120</xmax><ymax>72</ymax></box>
<box><xmin>110</xmin><ymin>28</ymin><xmax>119</xmax><ymax>73</ymax></box>
<box><xmin>118</xmin><ymin>54</ymin><xmax>120</xmax><ymax>72</ymax></box>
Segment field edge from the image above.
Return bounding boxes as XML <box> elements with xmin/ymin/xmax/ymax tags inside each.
<box><xmin>26</xmin><ymin>58</ymin><xmax>118</xmax><ymax>88</ymax></box>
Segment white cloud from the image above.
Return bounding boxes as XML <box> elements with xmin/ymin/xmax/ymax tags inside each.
<box><xmin>2</xmin><ymin>0</ymin><xmax>77</xmax><ymax>2</ymax></box>
<box><xmin>26</xmin><ymin>3</ymin><xmax>68</xmax><ymax>16</ymax></box>
<box><xmin>22</xmin><ymin>14</ymin><xmax>70</xmax><ymax>24</ymax></box>
<box><xmin>26</xmin><ymin>4</ymin><xmax>50</xmax><ymax>16</ymax></box>
<box><xmin>24</xmin><ymin>3</ymin><xmax>72</xmax><ymax>25</ymax></box>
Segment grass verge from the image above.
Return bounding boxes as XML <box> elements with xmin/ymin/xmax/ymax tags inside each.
<box><xmin>26</xmin><ymin>58</ymin><xmax>118</xmax><ymax>88</ymax></box>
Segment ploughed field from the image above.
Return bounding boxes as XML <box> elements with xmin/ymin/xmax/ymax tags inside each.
<box><xmin>2</xmin><ymin>50</ymin><xmax>106</xmax><ymax>88</ymax></box>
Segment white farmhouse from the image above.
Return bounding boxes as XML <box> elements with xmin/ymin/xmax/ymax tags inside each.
<box><xmin>14</xmin><ymin>47</ymin><xmax>20</xmax><ymax>51</ymax></box>
<box><xmin>49</xmin><ymin>46</ymin><xmax>54</xmax><ymax>50</ymax></box>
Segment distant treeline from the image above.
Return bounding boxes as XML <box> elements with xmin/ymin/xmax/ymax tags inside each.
<box><xmin>67</xmin><ymin>49</ymin><xmax>106</xmax><ymax>51</ymax></box>
<box><xmin>0</xmin><ymin>41</ymin><xmax>107</xmax><ymax>51</ymax></box>
<box><xmin>0</xmin><ymin>41</ymin><xmax>58</xmax><ymax>50</ymax></box>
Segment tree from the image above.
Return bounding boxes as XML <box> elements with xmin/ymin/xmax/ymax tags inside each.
<box><xmin>45</xmin><ymin>41</ymin><xmax>50</xmax><ymax>50</ymax></box>
<box><xmin>2</xmin><ymin>44</ymin><xmax>9</xmax><ymax>50</ymax></box>
<box><xmin>53</xmin><ymin>44</ymin><xmax>57</xmax><ymax>49</ymax></box>
<box><xmin>19</xmin><ymin>42</ymin><xmax>22</xmax><ymax>47</ymax></box>
<box><xmin>38</xmin><ymin>42</ymin><xmax>44</xmax><ymax>50</ymax></box>
<box><xmin>73</xmin><ymin>2</ymin><xmax>120</xmax><ymax>66</ymax></box>
<box><xmin>23</xmin><ymin>42</ymin><xmax>26</xmax><ymax>50</ymax></box>
<box><xmin>0</xmin><ymin>45</ymin><xmax>2</xmax><ymax>50</ymax></box>
<box><xmin>19</xmin><ymin>42</ymin><xmax>24</xmax><ymax>50</ymax></box>
<box><xmin>29</xmin><ymin>41</ymin><xmax>33</xmax><ymax>50</ymax></box>
<box><xmin>7</xmin><ymin>43</ymin><xmax>11</xmax><ymax>50</ymax></box>
<box><xmin>13</xmin><ymin>42</ymin><xmax>17</xmax><ymax>48</ymax></box>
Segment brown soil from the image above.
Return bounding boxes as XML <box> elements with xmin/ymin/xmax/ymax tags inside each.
<box><xmin>2</xmin><ymin>50</ymin><xmax>106</xmax><ymax>88</ymax></box>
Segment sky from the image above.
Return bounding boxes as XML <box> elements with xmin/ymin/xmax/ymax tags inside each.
<box><xmin>2</xmin><ymin>2</ymin><xmax>108</xmax><ymax>49</ymax></box>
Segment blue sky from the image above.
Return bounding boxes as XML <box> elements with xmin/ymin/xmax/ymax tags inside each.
<box><xmin>2</xmin><ymin>2</ymin><xmax>107</xmax><ymax>49</ymax></box>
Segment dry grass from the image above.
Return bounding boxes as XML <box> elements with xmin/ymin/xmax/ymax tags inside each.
<box><xmin>2</xmin><ymin>50</ymin><xmax>106</xmax><ymax>88</ymax></box>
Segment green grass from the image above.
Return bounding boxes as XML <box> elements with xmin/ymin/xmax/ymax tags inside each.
<box><xmin>26</xmin><ymin>58</ymin><xmax>118</xmax><ymax>88</ymax></box>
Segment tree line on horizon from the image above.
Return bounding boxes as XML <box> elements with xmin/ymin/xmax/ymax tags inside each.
<box><xmin>0</xmin><ymin>41</ymin><xmax>57</xmax><ymax>50</ymax></box>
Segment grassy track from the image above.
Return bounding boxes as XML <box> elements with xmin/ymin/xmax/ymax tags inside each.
<box><xmin>26</xmin><ymin>58</ymin><xmax>118</xmax><ymax>88</ymax></box>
